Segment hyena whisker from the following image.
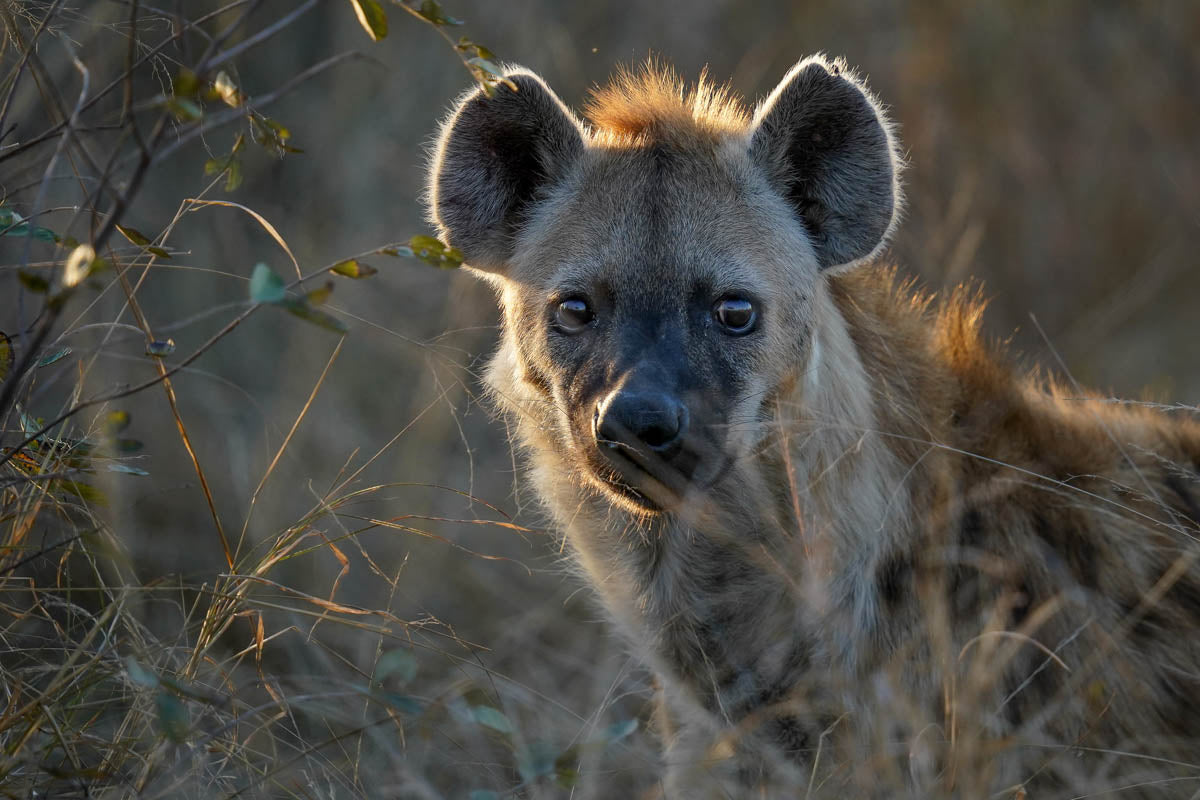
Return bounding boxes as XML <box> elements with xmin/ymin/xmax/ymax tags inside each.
<box><xmin>1091</xmin><ymin>398</ymin><xmax>1200</xmax><ymax>414</ymax></box>
<box><xmin>877</xmin><ymin>444</ymin><xmax>939</xmax><ymax>532</ymax></box>
<box><xmin>1029</xmin><ymin>313</ymin><xmax>1176</xmax><ymax>519</ymax></box>
<box><xmin>770</xmin><ymin>416</ymin><xmax>1198</xmax><ymax>543</ymax></box>
<box><xmin>1044</xmin><ymin>745</ymin><xmax>1200</xmax><ymax>773</ymax></box>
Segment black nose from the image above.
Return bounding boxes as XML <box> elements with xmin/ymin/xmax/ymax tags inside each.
<box><xmin>595</xmin><ymin>389</ymin><xmax>689</xmax><ymax>452</ymax></box>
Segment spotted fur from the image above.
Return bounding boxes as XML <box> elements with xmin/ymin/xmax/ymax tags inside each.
<box><xmin>425</xmin><ymin>56</ymin><xmax>1200</xmax><ymax>797</ymax></box>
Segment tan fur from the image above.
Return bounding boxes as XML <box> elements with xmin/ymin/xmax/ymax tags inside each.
<box><xmin>426</xmin><ymin>56</ymin><xmax>1200</xmax><ymax>797</ymax></box>
<box><xmin>584</xmin><ymin>61</ymin><xmax>750</xmax><ymax>145</ymax></box>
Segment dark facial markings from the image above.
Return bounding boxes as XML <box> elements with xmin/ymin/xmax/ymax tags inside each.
<box><xmin>536</xmin><ymin>277</ymin><xmax>766</xmax><ymax>511</ymax></box>
<box><xmin>547</xmin><ymin>286</ymin><xmax>764</xmax><ymax>341</ymax></box>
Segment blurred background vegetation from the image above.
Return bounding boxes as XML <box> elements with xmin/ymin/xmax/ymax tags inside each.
<box><xmin>1</xmin><ymin>1</ymin><xmax>1197</xmax><ymax>797</ymax></box>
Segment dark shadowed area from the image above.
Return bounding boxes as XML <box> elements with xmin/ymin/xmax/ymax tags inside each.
<box><xmin>1</xmin><ymin>1</ymin><xmax>1197</xmax><ymax>796</ymax></box>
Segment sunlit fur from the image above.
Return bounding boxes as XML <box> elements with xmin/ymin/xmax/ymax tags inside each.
<box><xmin>583</xmin><ymin>60</ymin><xmax>750</xmax><ymax>145</ymax></box>
<box><xmin>427</xmin><ymin>56</ymin><xmax>1200</xmax><ymax>797</ymax></box>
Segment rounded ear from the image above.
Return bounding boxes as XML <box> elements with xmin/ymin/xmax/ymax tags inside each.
<box><xmin>749</xmin><ymin>55</ymin><xmax>902</xmax><ymax>271</ymax></box>
<box><xmin>427</xmin><ymin>70</ymin><xmax>586</xmax><ymax>274</ymax></box>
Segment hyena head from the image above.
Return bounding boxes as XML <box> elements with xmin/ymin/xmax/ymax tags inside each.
<box><xmin>429</xmin><ymin>56</ymin><xmax>901</xmax><ymax>512</ymax></box>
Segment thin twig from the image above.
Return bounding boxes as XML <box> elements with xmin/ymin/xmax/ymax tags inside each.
<box><xmin>150</xmin><ymin>50</ymin><xmax>366</xmax><ymax>168</ymax></box>
<box><xmin>0</xmin><ymin>38</ymin><xmax>92</xmax><ymax>426</ymax></box>
<box><xmin>206</xmin><ymin>0</ymin><xmax>320</xmax><ymax>71</ymax></box>
<box><xmin>0</xmin><ymin>1</ymin><xmax>251</xmax><ymax>166</ymax></box>
<box><xmin>237</xmin><ymin>336</ymin><xmax>346</xmax><ymax>560</ymax></box>
<box><xmin>0</xmin><ymin>0</ymin><xmax>68</xmax><ymax>145</ymax></box>
<box><xmin>0</xmin><ymin>253</ymin><xmax>344</xmax><ymax>473</ymax></box>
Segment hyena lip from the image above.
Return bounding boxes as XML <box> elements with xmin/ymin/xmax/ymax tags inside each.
<box><xmin>587</xmin><ymin>439</ymin><xmax>724</xmax><ymax>512</ymax></box>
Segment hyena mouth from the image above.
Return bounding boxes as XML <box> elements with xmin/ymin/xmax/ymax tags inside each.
<box><xmin>586</xmin><ymin>407</ymin><xmax>724</xmax><ymax>512</ymax></box>
<box><xmin>591</xmin><ymin>437</ymin><xmax>705</xmax><ymax>511</ymax></box>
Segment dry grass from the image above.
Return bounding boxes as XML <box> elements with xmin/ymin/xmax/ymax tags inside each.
<box><xmin>2</xmin><ymin>1</ymin><xmax>1198</xmax><ymax>797</ymax></box>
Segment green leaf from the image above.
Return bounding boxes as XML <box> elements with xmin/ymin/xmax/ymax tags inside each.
<box><xmin>155</xmin><ymin>691</ymin><xmax>189</xmax><ymax>742</ymax></box>
<box><xmin>125</xmin><ymin>657</ymin><xmax>159</xmax><ymax>688</ymax></box>
<box><xmin>249</xmin><ymin>263</ymin><xmax>287</xmax><ymax>304</ymax></box>
<box><xmin>349</xmin><ymin>0</ymin><xmax>388</xmax><ymax>41</ymax></box>
<box><xmin>470</xmin><ymin>705</ymin><xmax>514</xmax><ymax>735</ymax></box>
<box><xmin>466</xmin><ymin>57</ymin><xmax>505</xmax><ymax>81</ymax></box>
<box><xmin>145</xmin><ymin>339</ymin><xmax>176</xmax><ymax>357</ymax></box>
<box><xmin>378</xmin><ymin>245</ymin><xmax>413</xmax><ymax>258</ymax></box>
<box><xmin>250</xmin><ymin>115</ymin><xmax>302</xmax><ymax>156</ymax></box>
<box><xmin>545</xmin><ymin>717</ymin><xmax>639</xmax><ymax>787</ymax></box>
<box><xmin>85</xmin><ymin>256</ymin><xmax>111</xmax><ymax>277</ymax></box>
<box><xmin>116</xmin><ymin>224</ymin><xmax>171</xmax><ymax>259</ymax></box>
<box><xmin>108</xmin><ymin>463</ymin><xmax>150</xmax><ymax>476</ymax></box>
<box><xmin>18</xmin><ymin>409</ymin><xmax>43</xmax><ymax>438</ymax></box>
<box><xmin>223</xmin><ymin>159</ymin><xmax>243</xmax><ymax>192</ymax></box>
<box><xmin>601</xmin><ymin>718</ymin><xmax>638</xmax><ymax>743</ymax></box>
<box><xmin>456</xmin><ymin>38</ymin><xmax>496</xmax><ymax>61</ymax></box>
<box><xmin>517</xmin><ymin>740</ymin><xmax>557</xmax><ymax>783</ymax></box>
<box><xmin>103</xmin><ymin>410</ymin><xmax>131</xmax><ymax>436</ymax></box>
<box><xmin>375</xmin><ymin>649</ymin><xmax>417</xmax><ymax>684</ymax></box>
<box><xmin>3</xmin><ymin>220</ymin><xmax>57</xmax><ymax>241</ymax></box>
<box><xmin>166</xmin><ymin>96</ymin><xmax>203</xmax><ymax>121</ymax></box>
<box><xmin>407</xmin><ymin>234</ymin><xmax>463</xmax><ymax>269</ymax></box>
<box><xmin>173</xmin><ymin>69</ymin><xmax>200</xmax><ymax>98</ymax></box>
<box><xmin>418</xmin><ymin>0</ymin><xmax>461</xmax><ymax>25</ymax></box>
<box><xmin>0</xmin><ymin>332</ymin><xmax>11</xmax><ymax>382</ymax></box>
<box><xmin>330</xmin><ymin>259</ymin><xmax>378</xmax><ymax>279</ymax></box>
<box><xmin>377</xmin><ymin>692</ymin><xmax>423</xmax><ymax>714</ymax></box>
<box><xmin>0</xmin><ymin>208</ymin><xmax>54</xmax><ymax>240</ymax></box>
<box><xmin>18</xmin><ymin>270</ymin><xmax>50</xmax><ymax>293</ymax></box>
<box><xmin>58</xmin><ymin>480</ymin><xmax>108</xmax><ymax>506</ymax></box>
<box><xmin>204</xmin><ymin>135</ymin><xmax>246</xmax><ymax>192</ymax></box>
<box><xmin>281</xmin><ymin>299</ymin><xmax>348</xmax><ymax>334</ymax></box>
<box><xmin>465</xmin><ymin>56</ymin><xmax>517</xmax><ymax>92</ymax></box>
<box><xmin>205</xmin><ymin>154</ymin><xmax>243</xmax><ymax>192</ymax></box>
<box><xmin>116</xmin><ymin>224</ymin><xmax>152</xmax><ymax>246</ymax></box>
<box><xmin>555</xmin><ymin>753</ymin><xmax>579</xmax><ymax>788</ymax></box>
<box><xmin>305</xmin><ymin>282</ymin><xmax>334</xmax><ymax>305</ymax></box>
<box><xmin>38</xmin><ymin>347</ymin><xmax>71</xmax><ymax>367</ymax></box>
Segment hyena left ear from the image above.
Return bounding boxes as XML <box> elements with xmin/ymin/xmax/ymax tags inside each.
<box><xmin>427</xmin><ymin>69</ymin><xmax>586</xmax><ymax>274</ymax></box>
<box><xmin>749</xmin><ymin>55</ymin><xmax>902</xmax><ymax>271</ymax></box>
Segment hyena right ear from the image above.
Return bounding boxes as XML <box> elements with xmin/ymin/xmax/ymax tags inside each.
<box><xmin>428</xmin><ymin>70</ymin><xmax>586</xmax><ymax>274</ymax></box>
<box><xmin>749</xmin><ymin>55</ymin><xmax>903</xmax><ymax>271</ymax></box>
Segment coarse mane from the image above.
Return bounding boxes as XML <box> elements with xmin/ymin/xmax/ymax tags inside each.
<box><xmin>583</xmin><ymin>60</ymin><xmax>751</xmax><ymax>145</ymax></box>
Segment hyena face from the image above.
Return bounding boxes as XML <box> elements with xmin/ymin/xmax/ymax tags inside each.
<box><xmin>430</xmin><ymin>58</ymin><xmax>900</xmax><ymax>511</ymax></box>
<box><xmin>497</xmin><ymin>146</ymin><xmax>817</xmax><ymax>512</ymax></box>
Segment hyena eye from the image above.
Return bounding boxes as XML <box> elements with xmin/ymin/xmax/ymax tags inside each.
<box><xmin>554</xmin><ymin>298</ymin><xmax>594</xmax><ymax>333</ymax></box>
<box><xmin>713</xmin><ymin>297</ymin><xmax>757</xmax><ymax>335</ymax></box>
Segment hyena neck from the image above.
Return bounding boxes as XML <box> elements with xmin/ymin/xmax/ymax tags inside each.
<box><xmin>760</xmin><ymin>273</ymin><xmax>932</xmax><ymax>658</ymax></box>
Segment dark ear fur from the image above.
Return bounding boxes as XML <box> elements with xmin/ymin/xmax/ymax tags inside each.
<box><xmin>428</xmin><ymin>70</ymin><xmax>585</xmax><ymax>273</ymax></box>
<box><xmin>750</xmin><ymin>55</ymin><xmax>902</xmax><ymax>270</ymax></box>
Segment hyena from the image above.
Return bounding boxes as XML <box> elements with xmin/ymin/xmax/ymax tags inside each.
<box><xmin>425</xmin><ymin>55</ymin><xmax>1200</xmax><ymax>797</ymax></box>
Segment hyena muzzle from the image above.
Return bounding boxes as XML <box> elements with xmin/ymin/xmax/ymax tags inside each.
<box><xmin>425</xmin><ymin>55</ymin><xmax>1200</xmax><ymax>797</ymax></box>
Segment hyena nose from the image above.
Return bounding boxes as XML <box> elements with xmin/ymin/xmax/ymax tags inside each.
<box><xmin>594</xmin><ymin>390</ymin><xmax>689</xmax><ymax>452</ymax></box>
